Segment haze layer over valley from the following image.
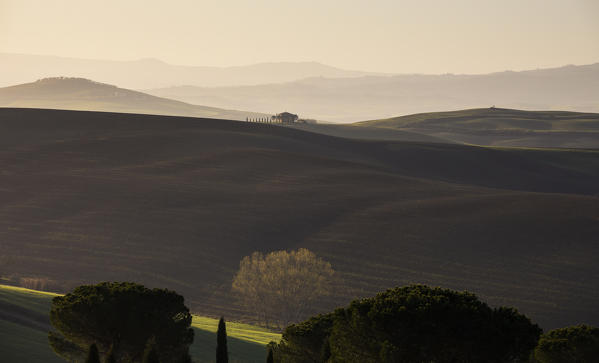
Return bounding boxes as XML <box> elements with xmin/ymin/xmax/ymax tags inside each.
<box><xmin>0</xmin><ymin>77</ymin><xmax>266</xmax><ymax>121</ymax></box>
<box><xmin>147</xmin><ymin>63</ymin><xmax>599</xmax><ymax>123</ymax></box>
<box><xmin>2</xmin><ymin>53</ymin><xmax>598</xmax><ymax>123</ymax></box>
<box><xmin>0</xmin><ymin>53</ymin><xmax>383</xmax><ymax>89</ymax></box>
<box><xmin>3</xmin><ymin>76</ymin><xmax>598</xmax><ymax>149</ymax></box>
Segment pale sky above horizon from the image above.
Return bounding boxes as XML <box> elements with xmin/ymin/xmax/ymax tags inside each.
<box><xmin>1</xmin><ymin>0</ymin><xmax>598</xmax><ymax>74</ymax></box>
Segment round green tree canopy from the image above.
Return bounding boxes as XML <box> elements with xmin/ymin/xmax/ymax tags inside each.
<box><xmin>49</xmin><ymin>282</ymin><xmax>194</xmax><ymax>363</ymax></box>
<box><xmin>275</xmin><ymin>285</ymin><xmax>541</xmax><ymax>363</ymax></box>
<box><xmin>534</xmin><ymin>324</ymin><xmax>599</xmax><ymax>363</ymax></box>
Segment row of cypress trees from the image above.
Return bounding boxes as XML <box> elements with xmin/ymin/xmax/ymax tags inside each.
<box><xmin>84</xmin><ymin>317</ymin><xmax>230</xmax><ymax>363</ymax></box>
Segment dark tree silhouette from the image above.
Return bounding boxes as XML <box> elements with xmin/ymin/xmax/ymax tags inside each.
<box><xmin>274</xmin><ymin>285</ymin><xmax>541</xmax><ymax>363</ymax></box>
<box><xmin>266</xmin><ymin>346</ymin><xmax>274</xmax><ymax>363</ymax></box>
<box><xmin>48</xmin><ymin>282</ymin><xmax>194</xmax><ymax>363</ymax></box>
<box><xmin>534</xmin><ymin>325</ymin><xmax>599</xmax><ymax>362</ymax></box>
<box><xmin>216</xmin><ymin>317</ymin><xmax>229</xmax><ymax>363</ymax></box>
<box><xmin>143</xmin><ymin>337</ymin><xmax>160</xmax><ymax>363</ymax></box>
<box><xmin>85</xmin><ymin>343</ymin><xmax>100</xmax><ymax>363</ymax></box>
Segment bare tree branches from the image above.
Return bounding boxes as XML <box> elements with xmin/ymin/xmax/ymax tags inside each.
<box><xmin>232</xmin><ymin>249</ymin><xmax>334</xmax><ymax>329</ymax></box>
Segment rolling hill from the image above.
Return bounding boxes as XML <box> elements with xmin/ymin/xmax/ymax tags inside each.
<box><xmin>357</xmin><ymin>107</ymin><xmax>599</xmax><ymax>148</ymax></box>
<box><xmin>286</xmin><ymin>122</ymin><xmax>453</xmax><ymax>143</ymax></box>
<box><xmin>0</xmin><ymin>77</ymin><xmax>267</xmax><ymax>121</ymax></box>
<box><xmin>0</xmin><ymin>284</ymin><xmax>279</xmax><ymax>363</ymax></box>
<box><xmin>1</xmin><ymin>108</ymin><xmax>598</xmax><ymax>334</ymax></box>
<box><xmin>0</xmin><ymin>53</ymin><xmax>385</xmax><ymax>89</ymax></box>
<box><xmin>146</xmin><ymin>63</ymin><xmax>599</xmax><ymax>122</ymax></box>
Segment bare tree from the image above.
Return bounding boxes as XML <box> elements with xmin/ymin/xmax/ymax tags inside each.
<box><xmin>232</xmin><ymin>248</ymin><xmax>334</xmax><ymax>329</ymax></box>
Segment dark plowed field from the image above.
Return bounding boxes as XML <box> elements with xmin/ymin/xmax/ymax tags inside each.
<box><xmin>1</xmin><ymin>108</ymin><xmax>598</xmax><ymax>329</ymax></box>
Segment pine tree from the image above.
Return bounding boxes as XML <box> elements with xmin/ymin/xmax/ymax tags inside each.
<box><xmin>266</xmin><ymin>346</ymin><xmax>274</xmax><ymax>363</ymax></box>
<box><xmin>216</xmin><ymin>316</ymin><xmax>229</xmax><ymax>363</ymax></box>
<box><xmin>142</xmin><ymin>337</ymin><xmax>160</xmax><ymax>363</ymax></box>
<box><xmin>85</xmin><ymin>343</ymin><xmax>101</xmax><ymax>363</ymax></box>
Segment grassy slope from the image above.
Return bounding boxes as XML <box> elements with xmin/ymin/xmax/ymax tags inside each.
<box><xmin>287</xmin><ymin>122</ymin><xmax>453</xmax><ymax>143</ymax></box>
<box><xmin>1</xmin><ymin>108</ymin><xmax>598</xmax><ymax>332</ymax></box>
<box><xmin>357</xmin><ymin>108</ymin><xmax>599</xmax><ymax>148</ymax></box>
<box><xmin>0</xmin><ymin>78</ymin><xmax>267</xmax><ymax>121</ymax></box>
<box><xmin>0</xmin><ymin>285</ymin><xmax>279</xmax><ymax>363</ymax></box>
<box><xmin>0</xmin><ymin>286</ymin><xmax>63</xmax><ymax>363</ymax></box>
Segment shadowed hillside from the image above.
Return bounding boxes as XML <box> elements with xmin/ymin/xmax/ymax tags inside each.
<box><xmin>358</xmin><ymin>107</ymin><xmax>599</xmax><ymax>148</ymax></box>
<box><xmin>1</xmin><ymin>108</ymin><xmax>598</xmax><ymax>331</ymax></box>
<box><xmin>286</xmin><ymin>122</ymin><xmax>453</xmax><ymax>143</ymax></box>
<box><xmin>0</xmin><ymin>77</ymin><xmax>267</xmax><ymax>121</ymax></box>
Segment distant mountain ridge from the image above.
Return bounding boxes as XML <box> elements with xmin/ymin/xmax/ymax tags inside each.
<box><xmin>146</xmin><ymin>63</ymin><xmax>599</xmax><ymax>122</ymax></box>
<box><xmin>0</xmin><ymin>77</ymin><xmax>267</xmax><ymax>120</ymax></box>
<box><xmin>0</xmin><ymin>53</ymin><xmax>386</xmax><ymax>89</ymax></box>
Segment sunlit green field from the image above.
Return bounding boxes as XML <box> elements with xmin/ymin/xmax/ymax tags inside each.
<box><xmin>0</xmin><ymin>284</ymin><xmax>280</xmax><ymax>363</ymax></box>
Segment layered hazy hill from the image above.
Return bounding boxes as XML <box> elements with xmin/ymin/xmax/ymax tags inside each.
<box><xmin>4</xmin><ymin>53</ymin><xmax>597</xmax><ymax>124</ymax></box>
<box><xmin>0</xmin><ymin>77</ymin><xmax>267</xmax><ymax>120</ymax></box>
<box><xmin>1</xmin><ymin>108</ymin><xmax>598</xmax><ymax>331</ymax></box>
<box><xmin>357</xmin><ymin>108</ymin><xmax>599</xmax><ymax>148</ymax></box>
<box><xmin>0</xmin><ymin>53</ymin><xmax>383</xmax><ymax>89</ymax></box>
<box><xmin>147</xmin><ymin>63</ymin><xmax>599</xmax><ymax>122</ymax></box>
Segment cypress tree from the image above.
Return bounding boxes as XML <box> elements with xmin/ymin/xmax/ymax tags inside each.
<box><xmin>266</xmin><ymin>346</ymin><xmax>274</xmax><ymax>363</ymax></box>
<box><xmin>85</xmin><ymin>343</ymin><xmax>101</xmax><ymax>363</ymax></box>
<box><xmin>216</xmin><ymin>316</ymin><xmax>229</xmax><ymax>363</ymax></box>
<box><xmin>142</xmin><ymin>337</ymin><xmax>160</xmax><ymax>363</ymax></box>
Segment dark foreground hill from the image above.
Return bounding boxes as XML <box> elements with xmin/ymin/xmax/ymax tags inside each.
<box><xmin>1</xmin><ymin>108</ymin><xmax>599</xmax><ymax>330</ymax></box>
<box><xmin>358</xmin><ymin>107</ymin><xmax>599</xmax><ymax>148</ymax></box>
<box><xmin>0</xmin><ymin>77</ymin><xmax>267</xmax><ymax>121</ymax></box>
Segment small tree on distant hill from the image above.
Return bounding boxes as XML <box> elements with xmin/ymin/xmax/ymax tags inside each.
<box><xmin>534</xmin><ymin>325</ymin><xmax>599</xmax><ymax>363</ymax></box>
<box><xmin>216</xmin><ymin>317</ymin><xmax>229</xmax><ymax>363</ymax></box>
<box><xmin>232</xmin><ymin>248</ymin><xmax>334</xmax><ymax>328</ymax></box>
<box><xmin>48</xmin><ymin>282</ymin><xmax>194</xmax><ymax>363</ymax></box>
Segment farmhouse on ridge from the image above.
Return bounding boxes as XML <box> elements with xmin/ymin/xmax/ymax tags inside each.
<box><xmin>272</xmin><ymin>112</ymin><xmax>299</xmax><ymax>124</ymax></box>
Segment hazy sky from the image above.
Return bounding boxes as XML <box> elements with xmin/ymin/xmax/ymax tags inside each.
<box><xmin>1</xmin><ymin>0</ymin><xmax>598</xmax><ymax>74</ymax></box>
